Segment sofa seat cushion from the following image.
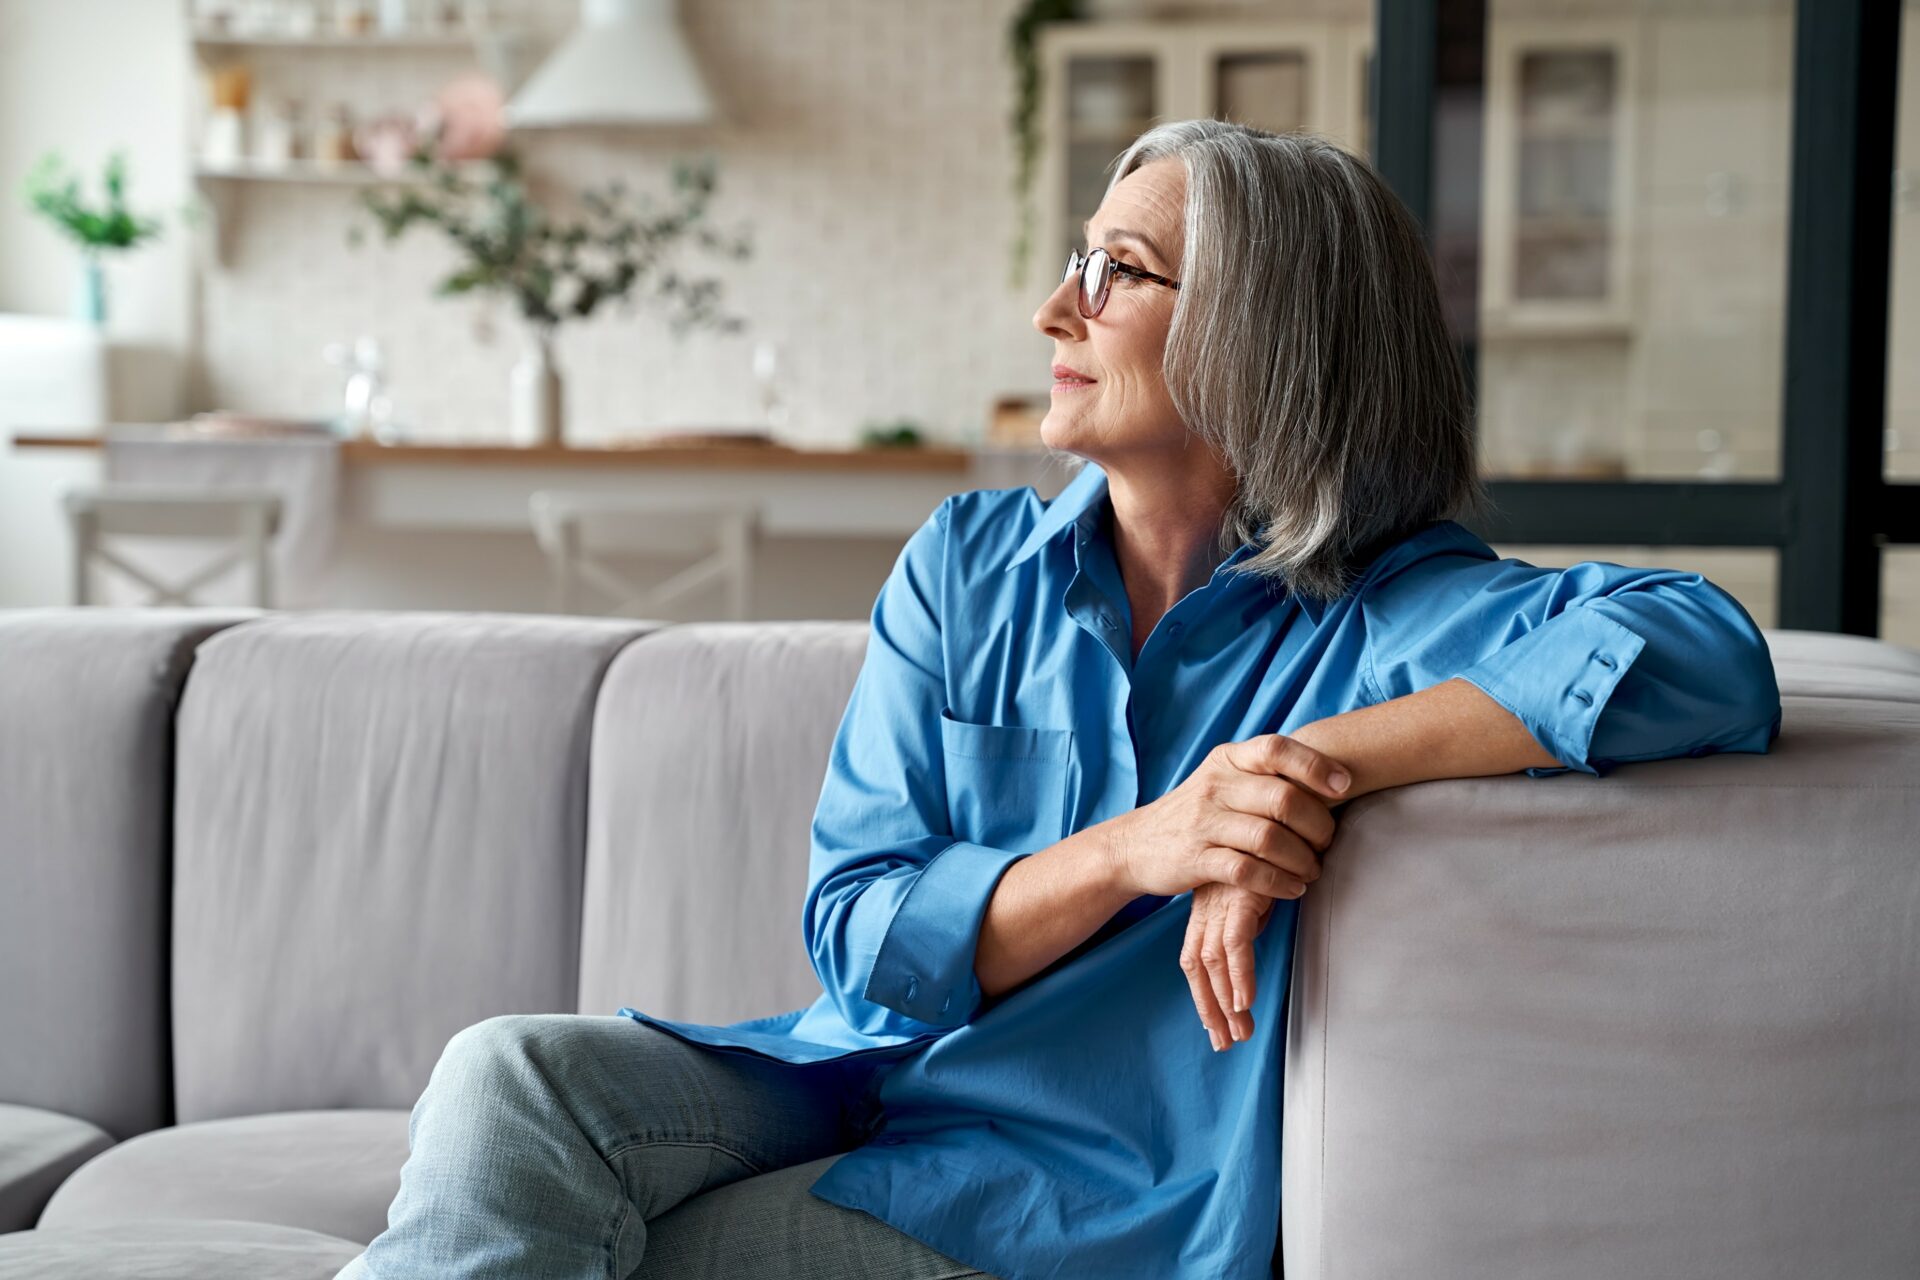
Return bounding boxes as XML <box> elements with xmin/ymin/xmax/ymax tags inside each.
<box><xmin>0</xmin><ymin>1219</ymin><xmax>360</xmax><ymax>1279</ymax></box>
<box><xmin>35</xmin><ymin>1109</ymin><xmax>406</xmax><ymax>1246</ymax></box>
<box><xmin>0</xmin><ymin>1104</ymin><xmax>115</xmax><ymax>1232</ymax></box>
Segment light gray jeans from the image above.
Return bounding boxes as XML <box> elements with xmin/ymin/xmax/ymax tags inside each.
<box><xmin>333</xmin><ymin>1013</ymin><xmax>995</xmax><ymax>1280</ymax></box>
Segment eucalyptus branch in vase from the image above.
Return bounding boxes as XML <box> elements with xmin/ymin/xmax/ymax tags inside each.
<box><xmin>20</xmin><ymin>149</ymin><xmax>172</xmax><ymax>328</ymax></box>
<box><xmin>347</xmin><ymin>142</ymin><xmax>753</xmax><ymax>446</ymax></box>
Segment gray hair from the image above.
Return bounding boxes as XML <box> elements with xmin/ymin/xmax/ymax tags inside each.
<box><xmin>1069</xmin><ymin>119</ymin><xmax>1490</xmax><ymax>604</ymax></box>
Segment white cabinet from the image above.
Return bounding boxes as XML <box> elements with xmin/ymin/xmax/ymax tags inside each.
<box><xmin>1036</xmin><ymin>20</ymin><xmax>1371</xmax><ymax>273</ymax></box>
<box><xmin>1481</xmin><ymin>18</ymin><xmax>1640</xmax><ymax>335</ymax></box>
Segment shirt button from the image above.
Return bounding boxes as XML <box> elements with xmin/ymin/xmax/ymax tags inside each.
<box><xmin>905</xmin><ymin>976</ymin><xmax>918</xmax><ymax>1000</ymax></box>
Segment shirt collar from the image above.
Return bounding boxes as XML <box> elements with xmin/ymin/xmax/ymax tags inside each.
<box><xmin>1005</xmin><ymin>461</ymin><xmax>1111</xmax><ymax>571</ymax></box>
<box><xmin>999</xmin><ymin>461</ymin><xmax>1481</xmax><ymax>625</ymax></box>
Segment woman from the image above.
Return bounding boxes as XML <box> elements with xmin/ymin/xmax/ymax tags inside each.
<box><xmin>339</xmin><ymin>121</ymin><xmax>1781</xmax><ymax>1280</ymax></box>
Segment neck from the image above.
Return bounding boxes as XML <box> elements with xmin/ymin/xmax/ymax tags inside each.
<box><xmin>1102</xmin><ymin>455</ymin><xmax>1238</xmax><ymax>632</ymax></box>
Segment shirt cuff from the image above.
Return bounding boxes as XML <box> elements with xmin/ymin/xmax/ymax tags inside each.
<box><xmin>863</xmin><ymin>839</ymin><xmax>1030</xmax><ymax>1026</ymax></box>
<box><xmin>1451</xmin><ymin>607</ymin><xmax>1648</xmax><ymax>777</ymax></box>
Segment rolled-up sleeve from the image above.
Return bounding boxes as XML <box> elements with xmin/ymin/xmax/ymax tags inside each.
<box><xmin>801</xmin><ymin>498</ymin><xmax>1030</xmax><ymax>1036</ymax></box>
<box><xmin>1364</xmin><ymin>559</ymin><xmax>1783</xmax><ymax>778</ymax></box>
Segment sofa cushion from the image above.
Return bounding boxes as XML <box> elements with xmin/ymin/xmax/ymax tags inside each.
<box><xmin>169</xmin><ymin>611</ymin><xmax>655</xmax><ymax>1123</ymax></box>
<box><xmin>0</xmin><ymin>1219</ymin><xmax>360</xmax><ymax>1279</ymax></box>
<box><xmin>0</xmin><ymin>1104</ymin><xmax>114</xmax><ymax>1232</ymax></box>
<box><xmin>1764</xmin><ymin>627</ymin><xmax>1920</xmax><ymax>700</ymax></box>
<box><xmin>35</xmin><ymin>1109</ymin><xmax>406</xmax><ymax>1247</ymax></box>
<box><xmin>1281</xmin><ymin>671</ymin><xmax>1920</xmax><ymax>1278</ymax></box>
<box><xmin>577</xmin><ymin>621</ymin><xmax>868</xmax><ymax>1022</ymax></box>
<box><xmin>0</xmin><ymin>608</ymin><xmax>255</xmax><ymax>1140</ymax></box>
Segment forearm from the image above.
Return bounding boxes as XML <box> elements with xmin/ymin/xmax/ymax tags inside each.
<box><xmin>1289</xmin><ymin>676</ymin><xmax>1563</xmax><ymax>802</ymax></box>
<box><xmin>974</xmin><ymin>820</ymin><xmax>1137</xmax><ymax>1002</ymax></box>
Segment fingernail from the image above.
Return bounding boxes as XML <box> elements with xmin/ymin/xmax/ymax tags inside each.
<box><xmin>1329</xmin><ymin>770</ymin><xmax>1351</xmax><ymax>793</ymax></box>
<box><xmin>1229</xmin><ymin>1022</ymin><xmax>1243</xmax><ymax>1041</ymax></box>
<box><xmin>1232</xmin><ymin>994</ymin><xmax>1246</xmax><ymax>1013</ymax></box>
<box><xmin>1209</xmin><ymin>1030</ymin><xmax>1223</xmax><ymax>1051</ymax></box>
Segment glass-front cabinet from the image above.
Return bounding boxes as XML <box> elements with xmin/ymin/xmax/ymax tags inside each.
<box><xmin>1038</xmin><ymin>19</ymin><xmax>1373</xmax><ymax>273</ymax></box>
<box><xmin>1482</xmin><ymin>18</ymin><xmax>1639</xmax><ymax>335</ymax></box>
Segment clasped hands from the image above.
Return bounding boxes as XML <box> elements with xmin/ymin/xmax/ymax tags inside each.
<box><xmin>1102</xmin><ymin>732</ymin><xmax>1354</xmax><ymax>1053</ymax></box>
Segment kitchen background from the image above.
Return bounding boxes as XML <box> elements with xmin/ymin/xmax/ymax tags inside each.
<box><xmin>0</xmin><ymin>0</ymin><xmax>1914</xmax><ymax>640</ymax></box>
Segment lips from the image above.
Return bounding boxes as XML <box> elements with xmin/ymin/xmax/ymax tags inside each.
<box><xmin>1051</xmin><ymin>363</ymin><xmax>1095</xmax><ymax>384</ymax></box>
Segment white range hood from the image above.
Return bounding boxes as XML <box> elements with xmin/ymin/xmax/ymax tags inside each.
<box><xmin>505</xmin><ymin>0</ymin><xmax>717</xmax><ymax>129</ymax></box>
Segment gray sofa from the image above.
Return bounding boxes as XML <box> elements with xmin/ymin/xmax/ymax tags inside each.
<box><xmin>0</xmin><ymin>607</ymin><xmax>1915</xmax><ymax>1278</ymax></box>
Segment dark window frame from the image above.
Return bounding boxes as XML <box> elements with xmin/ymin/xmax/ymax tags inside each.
<box><xmin>1374</xmin><ymin>0</ymin><xmax>1912</xmax><ymax>635</ymax></box>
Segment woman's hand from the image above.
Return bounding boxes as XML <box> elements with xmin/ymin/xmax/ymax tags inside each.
<box><xmin>1184</xmin><ymin>881</ymin><xmax>1282</xmax><ymax>1050</ymax></box>
<box><xmin>1102</xmin><ymin>734</ymin><xmax>1350</xmax><ymax>1048</ymax></box>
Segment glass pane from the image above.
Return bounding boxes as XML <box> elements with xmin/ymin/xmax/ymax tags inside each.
<box><xmin>1475</xmin><ymin>2</ymin><xmax>1794</xmax><ymax>482</ymax></box>
<box><xmin>1490</xmin><ymin>545</ymin><xmax>1779</xmax><ymax>630</ymax></box>
<box><xmin>1215</xmin><ymin>51</ymin><xmax>1309</xmax><ymax>134</ymax></box>
<box><xmin>1515</xmin><ymin>50</ymin><xmax>1617</xmax><ymax>301</ymax></box>
<box><xmin>1885</xmin><ymin>550</ymin><xmax>1920</xmax><ymax>650</ymax></box>
<box><xmin>1063</xmin><ymin>55</ymin><xmax>1158</xmax><ymax>266</ymax></box>
<box><xmin>1887</xmin><ymin>2</ymin><xmax>1919</xmax><ymax>480</ymax></box>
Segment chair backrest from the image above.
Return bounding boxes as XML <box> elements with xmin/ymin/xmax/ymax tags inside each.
<box><xmin>528</xmin><ymin>491</ymin><xmax>761</xmax><ymax>621</ymax></box>
<box><xmin>1280</xmin><ymin>628</ymin><xmax>1920</xmax><ymax>1279</ymax></box>
<box><xmin>577</xmin><ymin>621</ymin><xmax>868</xmax><ymax>1022</ymax></box>
<box><xmin>166</xmin><ymin>610</ymin><xmax>654</xmax><ymax>1122</ymax></box>
<box><xmin>0</xmin><ymin>608</ymin><xmax>254</xmax><ymax>1140</ymax></box>
<box><xmin>64</xmin><ymin>485</ymin><xmax>283</xmax><ymax>608</ymax></box>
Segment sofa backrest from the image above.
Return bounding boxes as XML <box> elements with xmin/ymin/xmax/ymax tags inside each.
<box><xmin>1280</xmin><ymin>628</ymin><xmax>1920</xmax><ymax>1279</ymax></box>
<box><xmin>167</xmin><ymin>611</ymin><xmax>654</xmax><ymax>1123</ymax></box>
<box><xmin>0</xmin><ymin>609</ymin><xmax>253</xmax><ymax>1140</ymax></box>
<box><xmin>577</xmin><ymin>621</ymin><xmax>868</xmax><ymax>1023</ymax></box>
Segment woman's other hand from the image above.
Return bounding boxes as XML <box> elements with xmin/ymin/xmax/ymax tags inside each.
<box><xmin>1100</xmin><ymin>734</ymin><xmax>1350</xmax><ymax>1050</ymax></box>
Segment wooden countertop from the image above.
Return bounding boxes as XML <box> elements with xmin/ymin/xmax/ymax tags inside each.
<box><xmin>7</xmin><ymin>434</ymin><xmax>977</xmax><ymax>473</ymax></box>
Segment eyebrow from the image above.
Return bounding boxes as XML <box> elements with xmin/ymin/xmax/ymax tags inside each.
<box><xmin>1081</xmin><ymin>220</ymin><xmax>1166</xmax><ymax>267</ymax></box>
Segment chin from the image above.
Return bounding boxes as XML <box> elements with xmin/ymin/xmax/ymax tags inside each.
<box><xmin>1038</xmin><ymin>410</ymin><xmax>1096</xmax><ymax>455</ymax></box>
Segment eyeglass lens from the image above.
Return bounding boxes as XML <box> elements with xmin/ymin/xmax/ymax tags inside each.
<box><xmin>1062</xmin><ymin>248</ymin><xmax>1111</xmax><ymax>319</ymax></box>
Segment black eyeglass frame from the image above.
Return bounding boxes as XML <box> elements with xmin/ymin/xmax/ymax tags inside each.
<box><xmin>1062</xmin><ymin>246</ymin><xmax>1181</xmax><ymax>318</ymax></box>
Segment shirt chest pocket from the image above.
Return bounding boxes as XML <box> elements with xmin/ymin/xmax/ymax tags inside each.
<box><xmin>939</xmin><ymin>709</ymin><xmax>1075</xmax><ymax>852</ymax></box>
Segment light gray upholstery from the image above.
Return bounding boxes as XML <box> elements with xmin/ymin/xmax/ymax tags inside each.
<box><xmin>0</xmin><ymin>1219</ymin><xmax>361</xmax><ymax>1278</ymax></box>
<box><xmin>4</xmin><ymin>610</ymin><xmax>1917</xmax><ymax>1278</ymax></box>
<box><xmin>1281</xmin><ymin>628</ymin><xmax>1920</xmax><ymax>1279</ymax></box>
<box><xmin>168</xmin><ymin>611</ymin><xmax>656</xmax><ymax>1123</ymax></box>
<box><xmin>35</xmin><ymin>1110</ymin><xmax>408</xmax><ymax>1246</ymax></box>
<box><xmin>0</xmin><ymin>1104</ymin><xmax>113</xmax><ymax>1234</ymax></box>
<box><xmin>577</xmin><ymin>621</ymin><xmax>868</xmax><ymax>1022</ymax></box>
<box><xmin>0</xmin><ymin>607</ymin><xmax>255</xmax><ymax>1143</ymax></box>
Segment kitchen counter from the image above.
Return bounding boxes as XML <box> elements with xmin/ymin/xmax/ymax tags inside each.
<box><xmin>9</xmin><ymin>434</ymin><xmax>976</xmax><ymax>474</ymax></box>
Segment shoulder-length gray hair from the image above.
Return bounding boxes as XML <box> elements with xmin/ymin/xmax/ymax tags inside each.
<box><xmin>1075</xmin><ymin>119</ymin><xmax>1491</xmax><ymax>604</ymax></box>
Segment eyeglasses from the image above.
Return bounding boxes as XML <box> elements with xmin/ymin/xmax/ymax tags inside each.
<box><xmin>1062</xmin><ymin>246</ymin><xmax>1180</xmax><ymax>319</ymax></box>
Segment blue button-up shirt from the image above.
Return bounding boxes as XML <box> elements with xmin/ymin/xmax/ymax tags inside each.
<box><xmin>619</xmin><ymin>460</ymin><xmax>1782</xmax><ymax>1279</ymax></box>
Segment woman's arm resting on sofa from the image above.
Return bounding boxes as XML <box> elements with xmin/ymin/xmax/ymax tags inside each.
<box><xmin>1286</xmin><ymin>676</ymin><xmax>1564</xmax><ymax>803</ymax></box>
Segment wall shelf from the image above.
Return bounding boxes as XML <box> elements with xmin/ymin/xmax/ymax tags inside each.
<box><xmin>191</xmin><ymin>29</ymin><xmax>474</xmax><ymax>50</ymax></box>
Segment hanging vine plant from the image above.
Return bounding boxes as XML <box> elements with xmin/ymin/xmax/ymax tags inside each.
<box><xmin>1007</xmin><ymin>0</ymin><xmax>1085</xmax><ymax>292</ymax></box>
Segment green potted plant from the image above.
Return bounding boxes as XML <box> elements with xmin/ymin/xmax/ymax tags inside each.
<box><xmin>20</xmin><ymin>149</ymin><xmax>168</xmax><ymax>328</ymax></box>
<box><xmin>1007</xmin><ymin>0</ymin><xmax>1084</xmax><ymax>290</ymax></box>
<box><xmin>349</xmin><ymin>142</ymin><xmax>753</xmax><ymax>447</ymax></box>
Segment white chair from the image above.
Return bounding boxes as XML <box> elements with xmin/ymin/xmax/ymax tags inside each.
<box><xmin>528</xmin><ymin>492</ymin><xmax>761</xmax><ymax>621</ymax></box>
<box><xmin>63</xmin><ymin>485</ymin><xmax>282</xmax><ymax>608</ymax></box>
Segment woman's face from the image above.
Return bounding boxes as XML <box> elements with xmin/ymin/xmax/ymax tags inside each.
<box><xmin>1032</xmin><ymin>157</ymin><xmax>1188</xmax><ymax>464</ymax></box>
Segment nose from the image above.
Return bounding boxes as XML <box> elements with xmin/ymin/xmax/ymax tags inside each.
<box><xmin>1033</xmin><ymin>271</ymin><xmax>1086</xmax><ymax>341</ymax></box>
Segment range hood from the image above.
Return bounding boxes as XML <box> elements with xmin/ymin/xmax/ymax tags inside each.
<box><xmin>505</xmin><ymin>0</ymin><xmax>717</xmax><ymax>129</ymax></box>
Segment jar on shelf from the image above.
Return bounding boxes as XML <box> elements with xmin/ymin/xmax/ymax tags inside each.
<box><xmin>281</xmin><ymin>0</ymin><xmax>318</xmax><ymax>37</ymax></box>
<box><xmin>335</xmin><ymin>0</ymin><xmax>374</xmax><ymax>36</ymax></box>
<box><xmin>254</xmin><ymin>97</ymin><xmax>305</xmax><ymax>169</ymax></box>
<box><xmin>314</xmin><ymin>104</ymin><xmax>358</xmax><ymax>167</ymax></box>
